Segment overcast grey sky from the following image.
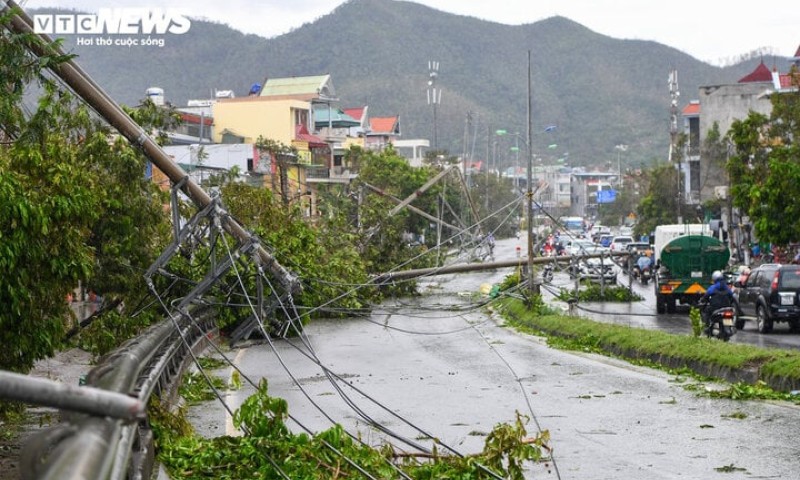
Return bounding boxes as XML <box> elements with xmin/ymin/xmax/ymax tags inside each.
<box><xmin>22</xmin><ymin>0</ymin><xmax>800</xmax><ymax>66</ymax></box>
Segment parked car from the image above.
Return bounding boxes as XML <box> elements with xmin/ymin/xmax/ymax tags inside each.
<box><xmin>568</xmin><ymin>246</ymin><xmax>617</xmax><ymax>283</ymax></box>
<box><xmin>609</xmin><ymin>235</ymin><xmax>633</xmax><ymax>252</ymax></box>
<box><xmin>735</xmin><ymin>264</ymin><xmax>800</xmax><ymax>333</ymax></box>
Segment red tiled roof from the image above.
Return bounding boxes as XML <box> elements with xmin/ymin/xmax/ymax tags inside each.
<box><xmin>295</xmin><ymin>124</ymin><xmax>327</xmax><ymax>148</ymax></box>
<box><xmin>778</xmin><ymin>73</ymin><xmax>800</xmax><ymax>89</ymax></box>
<box><xmin>738</xmin><ymin>61</ymin><xmax>773</xmax><ymax>83</ymax></box>
<box><xmin>180</xmin><ymin>112</ymin><xmax>213</xmax><ymax>126</ymax></box>
<box><xmin>795</xmin><ymin>45</ymin><xmax>800</xmax><ymax>57</ymax></box>
<box><xmin>682</xmin><ymin>102</ymin><xmax>700</xmax><ymax>116</ymax></box>
<box><xmin>370</xmin><ymin>116</ymin><xmax>398</xmax><ymax>134</ymax></box>
<box><xmin>343</xmin><ymin>107</ymin><xmax>365</xmax><ymax>122</ymax></box>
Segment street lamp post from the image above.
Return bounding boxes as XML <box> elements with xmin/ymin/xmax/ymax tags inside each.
<box><xmin>526</xmin><ymin>50</ymin><xmax>536</xmax><ymax>299</ymax></box>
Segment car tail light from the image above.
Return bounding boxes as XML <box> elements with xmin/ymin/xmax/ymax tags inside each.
<box><xmin>771</xmin><ymin>271</ymin><xmax>780</xmax><ymax>292</ymax></box>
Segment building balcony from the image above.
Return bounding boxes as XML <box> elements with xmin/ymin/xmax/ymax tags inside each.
<box><xmin>305</xmin><ymin>164</ymin><xmax>358</xmax><ymax>184</ymax></box>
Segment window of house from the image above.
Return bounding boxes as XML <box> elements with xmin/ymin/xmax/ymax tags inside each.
<box><xmin>293</xmin><ymin>108</ymin><xmax>309</xmax><ymax>129</ymax></box>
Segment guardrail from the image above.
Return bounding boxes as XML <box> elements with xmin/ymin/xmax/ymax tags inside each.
<box><xmin>12</xmin><ymin>310</ymin><xmax>215</xmax><ymax>480</ymax></box>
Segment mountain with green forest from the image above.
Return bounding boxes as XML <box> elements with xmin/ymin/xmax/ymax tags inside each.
<box><xmin>31</xmin><ymin>0</ymin><xmax>783</xmax><ymax>168</ymax></box>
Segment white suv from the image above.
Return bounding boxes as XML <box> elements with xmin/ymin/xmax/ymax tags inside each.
<box><xmin>609</xmin><ymin>235</ymin><xmax>633</xmax><ymax>252</ymax></box>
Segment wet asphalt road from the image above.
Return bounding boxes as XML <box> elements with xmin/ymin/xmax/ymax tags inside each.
<box><xmin>191</xmin><ymin>235</ymin><xmax>800</xmax><ymax>479</ymax></box>
<box><xmin>552</xmin><ymin>252</ymin><xmax>800</xmax><ymax>351</ymax></box>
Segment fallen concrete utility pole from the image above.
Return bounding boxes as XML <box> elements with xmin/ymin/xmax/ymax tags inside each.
<box><xmin>373</xmin><ymin>252</ymin><xmax>628</xmax><ymax>284</ymax></box>
<box><xmin>388</xmin><ymin>165</ymin><xmax>457</xmax><ymax>216</ymax></box>
<box><xmin>362</xmin><ymin>182</ymin><xmax>464</xmax><ymax>234</ymax></box>
<box><xmin>0</xmin><ymin>0</ymin><xmax>299</xmax><ymax>294</ymax></box>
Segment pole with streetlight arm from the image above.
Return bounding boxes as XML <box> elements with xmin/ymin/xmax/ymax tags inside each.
<box><xmin>526</xmin><ymin>50</ymin><xmax>537</xmax><ymax>299</ymax></box>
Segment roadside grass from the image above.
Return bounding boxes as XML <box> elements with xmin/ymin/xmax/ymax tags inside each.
<box><xmin>495</xmin><ymin>297</ymin><xmax>800</xmax><ymax>392</ymax></box>
<box><xmin>555</xmin><ymin>283</ymin><xmax>643</xmax><ymax>303</ymax></box>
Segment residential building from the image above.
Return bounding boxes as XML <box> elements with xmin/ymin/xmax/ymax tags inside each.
<box><xmin>681</xmin><ymin>100</ymin><xmax>701</xmax><ymax>204</ymax></box>
<box><xmin>393</xmin><ymin>139</ymin><xmax>430</xmax><ymax>167</ymax></box>
<box><xmin>685</xmin><ymin>44</ymin><xmax>800</xmax><ymax>257</ymax></box>
<box><xmin>365</xmin><ymin>115</ymin><xmax>400</xmax><ymax>151</ymax></box>
<box><xmin>693</xmin><ymin>50</ymin><xmax>800</xmax><ymax>202</ymax></box>
<box><xmin>570</xmin><ymin>171</ymin><xmax>618</xmax><ymax>219</ymax></box>
<box><xmin>209</xmin><ymin>74</ymin><xmax>355</xmax><ymax>214</ymax></box>
<box><xmin>342</xmin><ymin>106</ymin><xmax>369</xmax><ymax>137</ymax></box>
<box><xmin>313</xmin><ymin>107</ymin><xmax>361</xmax><ymax>181</ymax></box>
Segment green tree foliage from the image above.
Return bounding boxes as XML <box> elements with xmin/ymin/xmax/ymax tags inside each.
<box><xmin>122</xmin><ymin>98</ymin><xmax>181</xmax><ymax>145</ymax></box>
<box><xmin>728</xmin><ymin>69</ymin><xmax>800</xmax><ymax>244</ymax></box>
<box><xmin>699</xmin><ymin>121</ymin><xmax>729</xmax><ymax>196</ymax></box>
<box><xmin>354</xmin><ymin>147</ymin><xmax>441</xmax><ymax>279</ymax></box>
<box><xmin>42</xmin><ymin>3</ymin><xmax>761</xmax><ymax>167</ymax></box>
<box><xmin>422</xmin><ymin>149</ymin><xmax>459</xmax><ymax>166</ymax></box>
<box><xmin>1</xmin><ymin>12</ymin><xmax>171</xmax><ymax>374</ymax></box>
<box><xmin>634</xmin><ymin>163</ymin><xmax>680</xmax><ymax>237</ymax></box>
<box><xmin>220</xmin><ymin>182</ymin><xmax>372</xmax><ymax>315</ymax></box>
<box><xmin>153</xmin><ymin>379</ymin><xmax>548</xmax><ymax>480</ymax></box>
<box><xmin>470</xmin><ymin>172</ymin><xmax>520</xmax><ymax>238</ymax></box>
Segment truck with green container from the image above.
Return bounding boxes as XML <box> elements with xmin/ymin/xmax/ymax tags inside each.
<box><xmin>654</xmin><ymin>224</ymin><xmax>730</xmax><ymax>314</ymax></box>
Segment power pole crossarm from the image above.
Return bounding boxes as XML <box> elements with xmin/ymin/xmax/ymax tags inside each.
<box><xmin>362</xmin><ymin>182</ymin><xmax>463</xmax><ymax>233</ymax></box>
<box><xmin>387</xmin><ymin>165</ymin><xmax>456</xmax><ymax>216</ymax></box>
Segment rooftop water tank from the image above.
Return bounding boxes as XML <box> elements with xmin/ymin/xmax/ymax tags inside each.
<box><xmin>145</xmin><ymin>87</ymin><xmax>165</xmax><ymax>106</ymax></box>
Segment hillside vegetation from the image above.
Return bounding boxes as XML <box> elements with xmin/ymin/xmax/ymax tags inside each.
<box><xmin>34</xmin><ymin>0</ymin><xmax>778</xmax><ymax>166</ymax></box>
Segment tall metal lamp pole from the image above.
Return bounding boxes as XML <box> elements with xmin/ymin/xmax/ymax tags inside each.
<box><xmin>526</xmin><ymin>50</ymin><xmax>539</xmax><ymax>298</ymax></box>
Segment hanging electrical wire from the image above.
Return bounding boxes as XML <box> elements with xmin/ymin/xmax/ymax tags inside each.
<box><xmin>460</xmin><ymin>307</ymin><xmax>563</xmax><ymax>479</ymax></box>
<box><xmin>146</xmin><ymin>284</ymin><xmax>294</xmax><ymax>480</ymax></box>
<box><xmin>214</xmin><ymin>230</ymin><xmax>415</xmax><ymax>479</ymax></box>
<box><xmin>267</xmin><ymin>280</ymin><xmax>506</xmax><ymax>479</ymax></box>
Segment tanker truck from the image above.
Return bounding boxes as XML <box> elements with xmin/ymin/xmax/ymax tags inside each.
<box><xmin>653</xmin><ymin>224</ymin><xmax>730</xmax><ymax>314</ymax></box>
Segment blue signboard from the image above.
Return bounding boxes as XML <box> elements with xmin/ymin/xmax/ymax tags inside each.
<box><xmin>596</xmin><ymin>189</ymin><xmax>617</xmax><ymax>204</ymax></box>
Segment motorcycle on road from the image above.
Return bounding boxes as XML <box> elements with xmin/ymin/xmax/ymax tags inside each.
<box><xmin>639</xmin><ymin>265</ymin><xmax>652</xmax><ymax>285</ymax></box>
<box><xmin>542</xmin><ymin>264</ymin><xmax>554</xmax><ymax>283</ymax></box>
<box><xmin>697</xmin><ymin>300</ymin><xmax>737</xmax><ymax>342</ymax></box>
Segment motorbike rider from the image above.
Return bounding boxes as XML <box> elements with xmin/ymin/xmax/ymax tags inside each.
<box><xmin>699</xmin><ymin>270</ymin><xmax>734</xmax><ymax>333</ymax></box>
<box><xmin>636</xmin><ymin>252</ymin><xmax>653</xmax><ymax>274</ymax></box>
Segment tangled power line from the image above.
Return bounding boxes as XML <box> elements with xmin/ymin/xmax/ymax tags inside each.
<box><xmin>143</xmin><ymin>185</ymin><xmax>554</xmax><ymax>479</ymax></box>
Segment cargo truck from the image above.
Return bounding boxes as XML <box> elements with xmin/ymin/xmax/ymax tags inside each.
<box><xmin>653</xmin><ymin>224</ymin><xmax>730</xmax><ymax>314</ymax></box>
